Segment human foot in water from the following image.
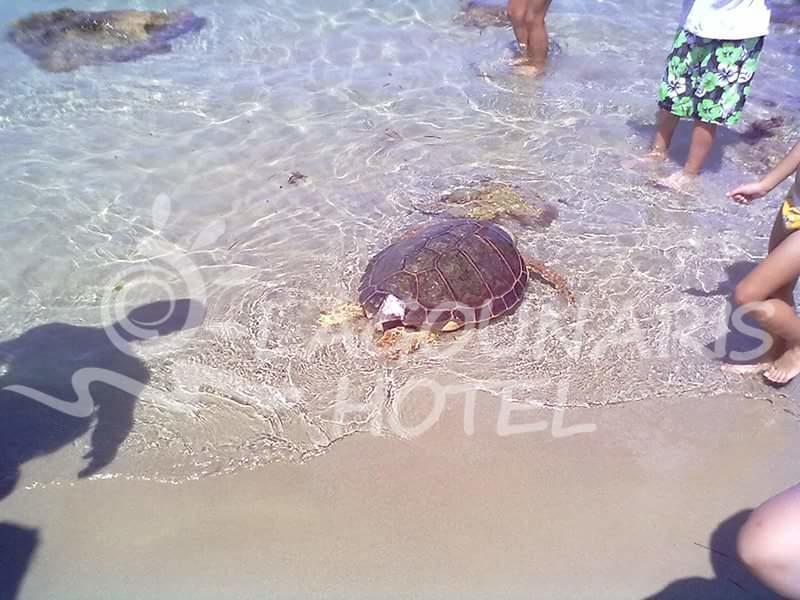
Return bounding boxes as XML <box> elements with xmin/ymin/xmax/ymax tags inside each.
<box><xmin>765</xmin><ymin>346</ymin><xmax>800</xmax><ymax>384</ymax></box>
<box><xmin>722</xmin><ymin>353</ymin><xmax>778</xmax><ymax>374</ymax></box>
<box><xmin>721</xmin><ymin>336</ymin><xmax>785</xmax><ymax>374</ymax></box>
<box><xmin>655</xmin><ymin>170</ymin><xmax>698</xmax><ymax>192</ymax></box>
<box><xmin>621</xmin><ymin>150</ymin><xmax>667</xmax><ymax>170</ymax></box>
<box><xmin>510</xmin><ymin>58</ymin><xmax>545</xmax><ymax>78</ymax></box>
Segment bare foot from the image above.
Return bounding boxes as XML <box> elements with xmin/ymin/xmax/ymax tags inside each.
<box><xmin>765</xmin><ymin>346</ymin><xmax>800</xmax><ymax>384</ymax></box>
<box><xmin>653</xmin><ymin>170</ymin><xmax>698</xmax><ymax>193</ymax></box>
<box><xmin>509</xmin><ymin>53</ymin><xmax>546</xmax><ymax>77</ymax></box>
<box><xmin>512</xmin><ymin>62</ymin><xmax>545</xmax><ymax>78</ymax></box>
<box><xmin>621</xmin><ymin>151</ymin><xmax>666</xmax><ymax>170</ymax></box>
<box><xmin>510</xmin><ymin>54</ymin><xmax>529</xmax><ymax>66</ymax></box>
<box><xmin>721</xmin><ymin>341</ymin><xmax>784</xmax><ymax>374</ymax></box>
<box><xmin>721</xmin><ymin>361</ymin><xmax>773</xmax><ymax>374</ymax></box>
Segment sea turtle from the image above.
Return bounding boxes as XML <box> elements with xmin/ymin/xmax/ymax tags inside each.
<box><xmin>320</xmin><ymin>213</ymin><xmax>573</xmax><ymax>356</ymax></box>
<box><xmin>7</xmin><ymin>8</ymin><xmax>206</xmax><ymax>72</ymax></box>
<box><xmin>437</xmin><ymin>180</ymin><xmax>558</xmax><ymax>226</ymax></box>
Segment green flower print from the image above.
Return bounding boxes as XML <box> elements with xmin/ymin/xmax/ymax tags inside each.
<box><xmin>716</xmin><ymin>45</ymin><xmax>743</xmax><ymax>65</ymax></box>
<box><xmin>689</xmin><ymin>46</ymin><xmax>711</xmax><ymax>66</ymax></box>
<box><xmin>673</xmin><ymin>29</ymin><xmax>688</xmax><ymax>50</ymax></box>
<box><xmin>726</xmin><ymin>110</ymin><xmax>743</xmax><ymax>125</ymax></box>
<box><xmin>717</xmin><ymin>62</ymin><xmax>740</xmax><ymax>84</ymax></box>
<box><xmin>669</xmin><ymin>55</ymin><xmax>688</xmax><ymax>77</ymax></box>
<box><xmin>698</xmin><ymin>72</ymin><xmax>721</xmax><ymax>95</ymax></box>
<box><xmin>659</xmin><ymin>81</ymin><xmax>670</xmax><ymax>102</ymax></box>
<box><xmin>738</xmin><ymin>57</ymin><xmax>759</xmax><ymax>83</ymax></box>
<box><xmin>698</xmin><ymin>99</ymin><xmax>723</xmax><ymax>121</ymax></box>
<box><xmin>672</xmin><ymin>96</ymin><xmax>694</xmax><ymax>117</ymax></box>
<box><xmin>721</xmin><ymin>86</ymin><xmax>740</xmax><ymax>111</ymax></box>
<box><xmin>657</xmin><ymin>28</ymin><xmax>764</xmax><ymax>126</ymax></box>
<box><xmin>665</xmin><ymin>72</ymin><xmax>687</xmax><ymax>100</ymax></box>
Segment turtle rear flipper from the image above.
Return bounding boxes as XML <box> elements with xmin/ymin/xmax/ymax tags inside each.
<box><xmin>525</xmin><ymin>257</ymin><xmax>575</xmax><ymax>304</ymax></box>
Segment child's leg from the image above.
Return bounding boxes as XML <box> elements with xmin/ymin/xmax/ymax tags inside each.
<box><xmin>652</xmin><ymin>109</ymin><xmax>680</xmax><ymax>156</ymax></box>
<box><xmin>724</xmin><ymin>213</ymin><xmax>792</xmax><ymax>372</ymax></box>
<box><xmin>523</xmin><ymin>0</ymin><xmax>552</xmax><ymax>69</ymax></box>
<box><xmin>507</xmin><ymin>0</ymin><xmax>530</xmax><ymax>52</ymax></box>
<box><xmin>738</xmin><ymin>483</ymin><xmax>800</xmax><ymax>600</ymax></box>
<box><xmin>684</xmin><ymin>121</ymin><xmax>717</xmax><ymax>175</ymax></box>
<box><xmin>626</xmin><ymin>28</ymin><xmax>690</xmax><ymax>168</ymax></box>
<box><xmin>767</xmin><ymin>211</ymin><xmax>798</xmax><ymax>323</ymax></box>
<box><xmin>734</xmin><ymin>222</ymin><xmax>800</xmax><ymax>383</ymax></box>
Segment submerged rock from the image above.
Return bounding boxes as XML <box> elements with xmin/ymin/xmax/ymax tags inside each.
<box><xmin>453</xmin><ymin>0</ymin><xmax>510</xmax><ymax>29</ymax></box>
<box><xmin>740</xmin><ymin>116</ymin><xmax>785</xmax><ymax>143</ymax></box>
<box><xmin>7</xmin><ymin>8</ymin><xmax>206</xmax><ymax>72</ymax></box>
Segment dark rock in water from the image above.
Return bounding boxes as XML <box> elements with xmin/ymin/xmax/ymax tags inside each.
<box><xmin>287</xmin><ymin>171</ymin><xmax>307</xmax><ymax>185</ymax></box>
<box><xmin>740</xmin><ymin>116</ymin><xmax>785</xmax><ymax>144</ymax></box>
<box><xmin>7</xmin><ymin>8</ymin><xmax>206</xmax><ymax>72</ymax></box>
<box><xmin>453</xmin><ymin>0</ymin><xmax>510</xmax><ymax>29</ymax></box>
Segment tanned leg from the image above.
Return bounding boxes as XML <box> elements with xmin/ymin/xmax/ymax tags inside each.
<box><xmin>684</xmin><ymin>120</ymin><xmax>717</xmax><ymax>175</ymax></box>
<box><xmin>739</xmin><ymin>483</ymin><xmax>800</xmax><ymax>599</ymax></box>
<box><xmin>734</xmin><ymin>213</ymin><xmax>800</xmax><ymax>383</ymax></box>
<box><xmin>725</xmin><ymin>210</ymin><xmax>793</xmax><ymax>372</ymax></box>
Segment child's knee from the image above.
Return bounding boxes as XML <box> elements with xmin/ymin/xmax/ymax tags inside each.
<box><xmin>523</xmin><ymin>9</ymin><xmax>546</xmax><ymax>26</ymax></box>
<box><xmin>738</xmin><ymin>511</ymin><xmax>793</xmax><ymax>577</ymax></box>
<box><xmin>507</xmin><ymin>1</ymin><xmax>527</xmax><ymax>23</ymax></box>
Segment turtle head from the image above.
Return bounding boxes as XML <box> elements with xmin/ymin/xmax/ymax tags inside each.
<box><xmin>496</xmin><ymin>224</ymin><xmax>517</xmax><ymax>245</ymax></box>
<box><xmin>373</xmin><ymin>294</ymin><xmax>407</xmax><ymax>333</ymax></box>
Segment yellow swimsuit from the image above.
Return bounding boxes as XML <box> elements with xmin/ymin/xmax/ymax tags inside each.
<box><xmin>782</xmin><ymin>183</ymin><xmax>800</xmax><ymax>230</ymax></box>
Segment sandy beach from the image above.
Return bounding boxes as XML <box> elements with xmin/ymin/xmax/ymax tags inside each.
<box><xmin>4</xmin><ymin>0</ymin><xmax>800</xmax><ymax>598</ymax></box>
<box><xmin>4</xmin><ymin>388</ymin><xmax>797</xmax><ymax>599</ymax></box>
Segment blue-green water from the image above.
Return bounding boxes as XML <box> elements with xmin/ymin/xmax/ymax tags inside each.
<box><xmin>2</xmin><ymin>0</ymin><xmax>800</xmax><ymax>483</ymax></box>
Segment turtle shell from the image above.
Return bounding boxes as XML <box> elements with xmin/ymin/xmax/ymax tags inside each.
<box><xmin>358</xmin><ymin>219</ymin><xmax>528</xmax><ymax>331</ymax></box>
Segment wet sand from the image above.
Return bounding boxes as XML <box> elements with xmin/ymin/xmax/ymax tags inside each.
<box><xmin>4</xmin><ymin>389</ymin><xmax>797</xmax><ymax>599</ymax></box>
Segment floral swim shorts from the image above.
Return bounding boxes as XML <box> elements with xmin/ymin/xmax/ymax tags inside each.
<box><xmin>658</xmin><ymin>28</ymin><xmax>764</xmax><ymax>126</ymax></box>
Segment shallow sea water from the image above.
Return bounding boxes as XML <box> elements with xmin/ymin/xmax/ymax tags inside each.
<box><xmin>2</xmin><ymin>0</ymin><xmax>800</xmax><ymax>483</ymax></box>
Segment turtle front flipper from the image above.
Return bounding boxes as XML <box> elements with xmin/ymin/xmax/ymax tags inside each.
<box><xmin>318</xmin><ymin>303</ymin><xmax>365</xmax><ymax>327</ymax></box>
<box><xmin>525</xmin><ymin>257</ymin><xmax>575</xmax><ymax>304</ymax></box>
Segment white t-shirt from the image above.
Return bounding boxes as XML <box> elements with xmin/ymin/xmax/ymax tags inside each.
<box><xmin>681</xmin><ymin>0</ymin><xmax>771</xmax><ymax>40</ymax></box>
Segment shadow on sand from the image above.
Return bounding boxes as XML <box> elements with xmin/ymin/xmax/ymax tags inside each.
<box><xmin>683</xmin><ymin>260</ymin><xmax>778</xmax><ymax>366</ymax></box>
<box><xmin>0</xmin><ymin>523</ymin><xmax>38</xmax><ymax>600</ymax></box>
<box><xmin>644</xmin><ymin>510</ymin><xmax>780</xmax><ymax>599</ymax></box>
<box><xmin>0</xmin><ymin>298</ymin><xmax>205</xmax><ymax>599</ymax></box>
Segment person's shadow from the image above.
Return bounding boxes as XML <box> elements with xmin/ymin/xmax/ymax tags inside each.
<box><xmin>0</xmin><ymin>298</ymin><xmax>204</xmax><ymax>600</ymax></box>
<box><xmin>0</xmin><ymin>297</ymin><xmax>206</xmax><ymax>500</ymax></box>
<box><xmin>0</xmin><ymin>523</ymin><xmax>38</xmax><ymax>600</ymax></box>
<box><xmin>644</xmin><ymin>509</ymin><xmax>781</xmax><ymax>599</ymax></box>
<box><xmin>683</xmin><ymin>260</ymin><xmax>774</xmax><ymax>366</ymax></box>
